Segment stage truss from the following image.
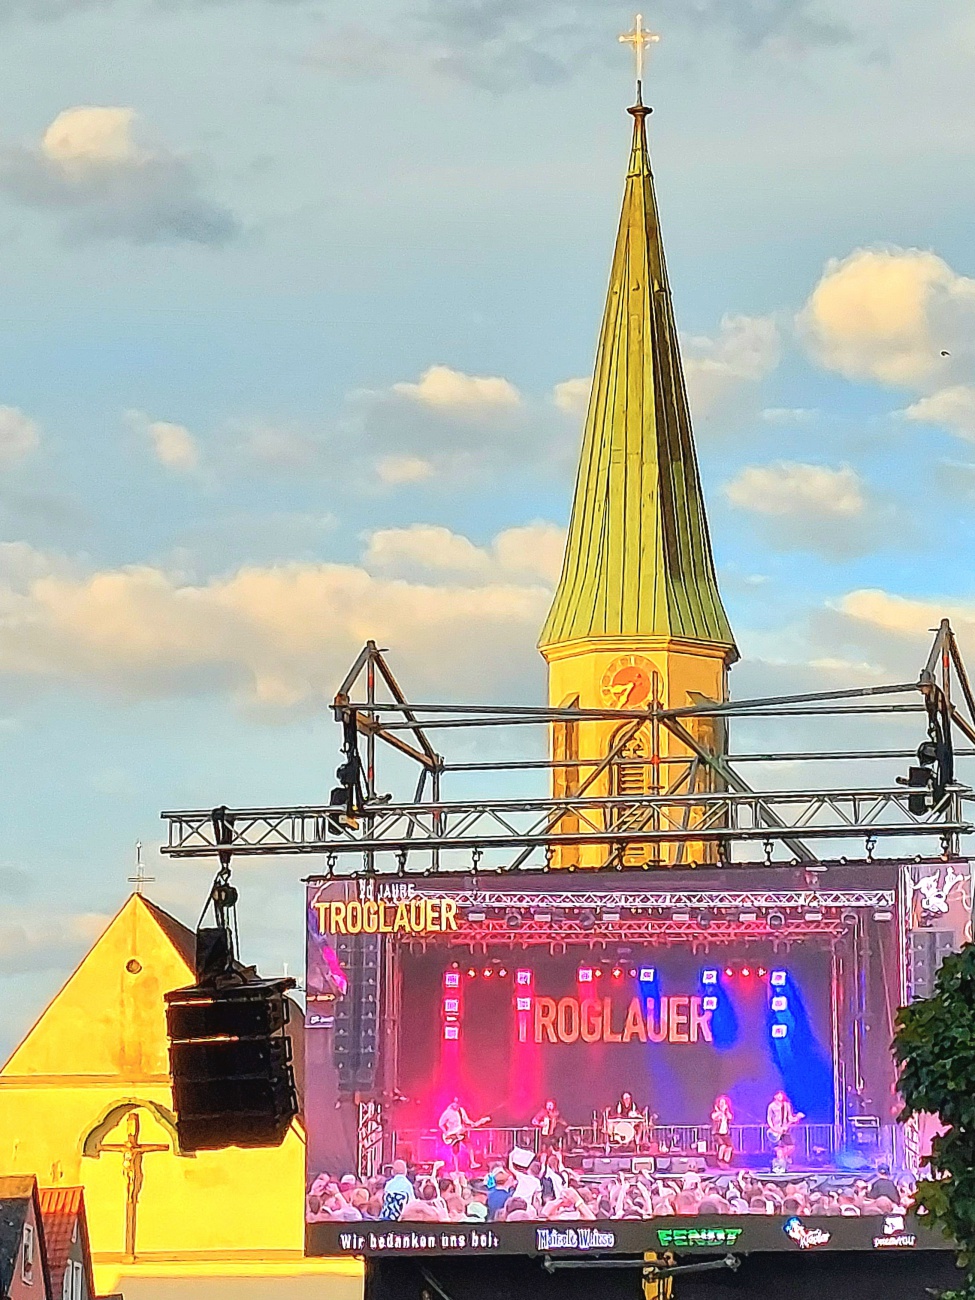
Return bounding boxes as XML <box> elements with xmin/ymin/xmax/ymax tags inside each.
<box><xmin>161</xmin><ymin>620</ymin><xmax>975</xmax><ymax>874</ymax></box>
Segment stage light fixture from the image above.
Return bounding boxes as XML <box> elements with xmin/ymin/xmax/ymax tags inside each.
<box><xmin>771</xmin><ymin>1024</ymin><xmax>788</xmax><ymax>1039</ymax></box>
<box><xmin>697</xmin><ymin>911</ymin><xmax>712</xmax><ymax>929</ymax></box>
<box><xmin>702</xmin><ymin>969</ymin><xmax>718</xmax><ymax>984</ymax></box>
<box><xmin>482</xmin><ymin>967</ymin><xmax>493</xmax><ymax>978</ymax></box>
<box><xmin>873</xmin><ymin>909</ymin><xmax>893</xmax><ymax>921</ymax></box>
<box><xmin>611</xmin><ymin>967</ymin><xmax>623</xmax><ymax>979</ymax></box>
<box><xmin>758</xmin><ymin>968</ymin><xmax>767</xmax><ymax>978</ymax></box>
<box><xmin>771</xmin><ymin>995</ymin><xmax>788</xmax><ymax>1012</ymax></box>
<box><xmin>629</xmin><ymin>968</ymin><xmax>637</xmax><ymax>977</ymax></box>
<box><xmin>578</xmin><ymin>967</ymin><xmax>594</xmax><ymax>983</ymax></box>
<box><xmin>770</xmin><ymin>970</ymin><xmax>786</xmax><ymax>986</ymax></box>
<box><xmin>443</xmin><ymin>1025</ymin><xmax>459</xmax><ymax>1040</ymax></box>
<box><xmin>804</xmin><ymin>909</ymin><xmax>823</xmax><ymax>921</ymax></box>
<box><xmin>739</xmin><ymin>911</ymin><xmax>758</xmax><ymax>923</ymax></box>
<box><xmin>515</xmin><ymin>969</ymin><xmax>532</xmax><ymax>985</ymax></box>
<box><xmin>579</xmin><ymin>909</ymin><xmax>597</xmax><ymax>931</ymax></box>
<box><xmin>535</xmin><ymin>910</ymin><xmax>552</xmax><ymax>923</ymax></box>
<box><xmin>444</xmin><ymin>971</ymin><xmax>460</xmax><ymax>989</ymax></box>
<box><xmin>768</xmin><ymin>911</ymin><xmax>785</xmax><ymax>930</ymax></box>
<box><xmin>466</xmin><ymin>910</ymin><xmax>486</xmax><ymax>923</ymax></box>
<box><xmin>594</xmin><ymin>968</ymin><xmax>604</xmax><ymax>979</ymax></box>
<box><xmin>841</xmin><ymin>910</ymin><xmax>858</xmax><ymax>926</ymax></box>
<box><xmin>638</xmin><ymin>967</ymin><xmax>656</xmax><ymax>982</ymax></box>
<box><xmin>516</xmin><ymin>996</ymin><xmax>532</xmax><ymax>1011</ymax></box>
<box><xmin>443</xmin><ymin>998</ymin><xmax>459</xmax><ymax>1014</ymax></box>
<box><xmin>602</xmin><ymin>910</ymin><xmax>621</xmax><ymax>923</ymax></box>
<box><xmin>741</xmin><ymin>967</ymin><xmax>751</xmax><ymax>977</ymax></box>
<box><xmin>505</xmin><ymin>910</ymin><xmax>522</xmax><ymax>928</ymax></box>
<box><xmin>467</xmin><ymin>968</ymin><xmax>477</xmax><ymax>978</ymax></box>
<box><xmin>725</xmin><ymin>967</ymin><xmax>734</xmax><ymax>977</ymax></box>
<box><xmin>673</xmin><ymin>912</ymin><xmax>691</xmax><ymax>923</ymax></box>
<box><xmin>498</xmin><ymin>967</ymin><xmax>508</xmax><ymax>977</ymax></box>
<box><xmin>703</xmin><ymin>996</ymin><xmax>718</xmax><ymax>1011</ymax></box>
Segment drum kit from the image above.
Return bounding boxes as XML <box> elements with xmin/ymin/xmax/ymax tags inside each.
<box><xmin>603</xmin><ymin>1109</ymin><xmax>655</xmax><ymax>1151</ymax></box>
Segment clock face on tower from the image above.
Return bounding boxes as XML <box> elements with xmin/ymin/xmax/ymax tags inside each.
<box><xmin>600</xmin><ymin>655</ymin><xmax>656</xmax><ymax>708</ymax></box>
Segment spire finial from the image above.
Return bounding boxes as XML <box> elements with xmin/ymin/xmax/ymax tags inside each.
<box><xmin>128</xmin><ymin>840</ymin><xmax>155</xmax><ymax>896</ymax></box>
<box><xmin>618</xmin><ymin>13</ymin><xmax>660</xmax><ymax>103</ymax></box>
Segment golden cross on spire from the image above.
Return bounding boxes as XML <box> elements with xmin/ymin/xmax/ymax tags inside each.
<box><xmin>619</xmin><ymin>13</ymin><xmax>660</xmax><ymax>92</ymax></box>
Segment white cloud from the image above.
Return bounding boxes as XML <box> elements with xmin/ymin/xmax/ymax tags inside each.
<box><xmin>0</xmin><ymin>106</ymin><xmax>238</xmax><ymax>246</ymax></box>
<box><xmin>363</xmin><ymin>521</ymin><xmax>564</xmax><ymax>584</ymax></box>
<box><xmin>0</xmin><ymin>406</ymin><xmax>40</xmax><ymax>465</ymax></box>
<box><xmin>42</xmin><ymin>106</ymin><xmax>142</xmax><ymax>167</ymax></box>
<box><xmin>683</xmin><ymin>313</ymin><xmax>781</xmax><ymax>428</ymax></box>
<box><xmin>127</xmin><ymin>410</ymin><xmax>200</xmax><ymax>472</ymax></box>
<box><xmin>552</xmin><ymin>376</ymin><xmax>590</xmax><ymax>417</ymax></box>
<box><xmin>798</xmin><ymin>247</ymin><xmax>975</xmax><ymax>389</ymax></box>
<box><xmin>391</xmin><ymin>364</ymin><xmax>521</xmax><ymax>413</ymax></box>
<box><xmin>0</xmin><ymin>528</ymin><xmax>559</xmax><ymax>712</ymax></box>
<box><xmin>902</xmin><ymin>384</ymin><xmax>975</xmax><ymax>441</ymax></box>
<box><xmin>148</xmin><ymin>421</ymin><xmax>199</xmax><ymax>472</ymax></box>
<box><xmin>725</xmin><ymin>461</ymin><xmax>866</xmax><ymax>518</ymax></box>
<box><xmin>723</xmin><ymin>461</ymin><xmax>883</xmax><ymax>558</ymax></box>
<box><xmin>0</xmin><ymin>909</ymin><xmax>110</xmax><ymax>975</ymax></box>
<box><xmin>375</xmin><ymin>454</ymin><xmax>435</xmax><ymax>486</ymax></box>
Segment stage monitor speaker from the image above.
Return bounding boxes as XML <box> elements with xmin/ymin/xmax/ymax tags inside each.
<box><xmin>910</xmin><ymin>929</ymin><xmax>956</xmax><ymax>1000</ymax></box>
<box><xmin>849</xmin><ymin>1115</ymin><xmax>881</xmax><ymax>1152</ymax></box>
<box><xmin>165</xmin><ymin>977</ymin><xmax>298</xmax><ymax>1152</ymax></box>
<box><xmin>668</xmin><ymin>1157</ymin><xmax>707</xmax><ymax>1175</ymax></box>
<box><xmin>632</xmin><ymin>1157</ymin><xmax>656</xmax><ymax>1174</ymax></box>
<box><xmin>332</xmin><ymin>932</ymin><xmax>381</xmax><ymax>1096</ymax></box>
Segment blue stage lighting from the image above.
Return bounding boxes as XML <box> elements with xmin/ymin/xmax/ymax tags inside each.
<box><xmin>771</xmin><ymin>995</ymin><xmax>788</xmax><ymax>1012</ymax></box>
<box><xmin>771</xmin><ymin>1023</ymin><xmax>788</xmax><ymax>1039</ymax></box>
<box><xmin>703</xmin><ymin>996</ymin><xmax>718</xmax><ymax>1011</ymax></box>
<box><xmin>770</xmin><ymin>970</ymin><xmax>787</xmax><ymax>987</ymax></box>
<box><xmin>702</xmin><ymin>969</ymin><xmax>718</xmax><ymax>984</ymax></box>
<box><xmin>639</xmin><ymin>967</ymin><xmax>656</xmax><ymax>982</ymax></box>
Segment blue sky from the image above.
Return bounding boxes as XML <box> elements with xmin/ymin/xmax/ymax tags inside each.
<box><xmin>2</xmin><ymin>0</ymin><xmax>975</xmax><ymax>1057</ymax></box>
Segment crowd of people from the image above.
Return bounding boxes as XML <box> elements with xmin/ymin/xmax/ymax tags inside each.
<box><xmin>307</xmin><ymin>1152</ymin><xmax>914</xmax><ymax>1225</ymax></box>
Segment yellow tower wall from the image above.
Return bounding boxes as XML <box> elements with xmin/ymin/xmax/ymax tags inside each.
<box><xmin>544</xmin><ymin>636</ymin><xmax>732</xmax><ymax>867</ymax></box>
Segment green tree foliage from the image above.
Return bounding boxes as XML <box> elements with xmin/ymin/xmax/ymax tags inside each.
<box><xmin>894</xmin><ymin>942</ymin><xmax>975</xmax><ymax>1299</ymax></box>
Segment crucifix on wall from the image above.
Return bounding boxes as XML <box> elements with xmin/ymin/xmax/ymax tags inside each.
<box><xmin>95</xmin><ymin>1110</ymin><xmax>169</xmax><ymax>1261</ymax></box>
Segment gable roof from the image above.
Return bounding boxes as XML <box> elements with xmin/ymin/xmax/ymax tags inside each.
<box><xmin>1</xmin><ymin>893</ymin><xmax>196</xmax><ymax>1080</ymax></box>
<box><xmin>0</xmin><ymin>1176</ymin><xmax>49</xmax><ymax>1300</ymax></box>
<box><xmin>38</xmin><ymin>1187</ymin><xmax>95</xmax><ymax>1300</ymax></box>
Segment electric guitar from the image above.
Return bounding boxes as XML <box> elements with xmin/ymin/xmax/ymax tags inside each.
<box><xmin>443</xmin><ymin>1117</ymin><xmax>491</xmax><ymax>1146</ymax></box>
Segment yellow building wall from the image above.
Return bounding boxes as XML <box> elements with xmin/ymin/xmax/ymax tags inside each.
<box><xmin>0</xmin><ymin>895</ymin><xmax>349</xmax><ymax>1299</ymax></box>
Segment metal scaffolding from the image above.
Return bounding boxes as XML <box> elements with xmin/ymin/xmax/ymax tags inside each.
<box><xmin>161</xmin><ymin>619</ymin><xmax>975</xmax><ymax>876</ymax></box>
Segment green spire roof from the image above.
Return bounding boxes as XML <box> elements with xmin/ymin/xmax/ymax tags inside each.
<box><xmin>540</xmin><ymin>95</ymin><xmax>737</xmax><ymax>657</ymax></box>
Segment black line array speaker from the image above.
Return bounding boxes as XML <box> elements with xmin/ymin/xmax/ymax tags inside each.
<box><xmin>910</xmin><ymin>929</ymin><xmax>956</xmax><ymax>1000</ymax></box>
<box><xmin>165</xmin><ymin>977</ymin><xmax>299</xmax><ymax>1151</ymax></box>
<box><xmin>332</xmin><ymin>932</ymin><xmax>381</xmax><ymax>1095</ymax></box>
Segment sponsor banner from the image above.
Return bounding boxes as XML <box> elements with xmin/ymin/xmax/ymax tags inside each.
<box><xmin>307</xmin><ymin>1215</ymin><xmax>944</xmax><ymax>1257</ymax></box>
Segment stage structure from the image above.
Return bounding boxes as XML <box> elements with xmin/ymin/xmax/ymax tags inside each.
<box><xmin>160</xmin><ymin>622</ymin><xmax>975</xmax><ymax>1258</ymax></box>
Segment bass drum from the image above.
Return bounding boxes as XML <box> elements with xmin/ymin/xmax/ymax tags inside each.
<box><xmin>607</xmin><ymin>1116</ymin><xmax>639</xmax><ymax>1145</ymax></box>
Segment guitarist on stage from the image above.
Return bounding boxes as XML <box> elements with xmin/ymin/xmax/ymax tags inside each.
<box><xmin>438</xmin><ymin>1097</ymin><xmax>488</xmax><ymax>1171</ymax></box>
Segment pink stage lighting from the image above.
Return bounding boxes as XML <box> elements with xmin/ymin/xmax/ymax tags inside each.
<box><xmin>482</xmin><ymin>967</ymin><xmax>493</xmax><ymax>978</ymax></box>
<box><xmin>577</xmin><ymin>967</ymin><xmax>594</xmax><ymax>983</ymax></box>
<box><xmin>515</xmin><ymin>969</ymin><xmax>533</xmax><ymax>985</ymax></box>
<box><xmin>442</xmin><ymin>998</ymin><xmax>459</xmax><ymax>1014</ymax></box>
<box><xmin>467</xmin><ymin>968</ymin><xmax>477</xmax><ymax>979</ymax></box>
<box><xmin>611</xmin><ymin>967</ymin><xmax>623</xmax><ymax>979</ymax></box>
<box><xmin>770</xmin><ymin>969</ymin><xmax>787</xmax><ymax>987</ymax></box>
<box><xmin>741</xmin><ymin>967</ymin><xmax>751</xmax><ymax>977</ymax></box>
<box><xmin>443</xmin><ymin>971</ymin><xmax>460</xmax><ymax>988</ymax></box>
<box><xmin>725</xmin><ymin>968</ymin><xmax>734</xmax><ymax>977</ymax></box>
<box><xmin>443</xmin><ymin>1025</ymin><xmax>459</xmax><ymax>1040</ymax></box>
<box><xmin>516</xmin><ymin>996</ymin><xmax>532</xmax><ymax>1011</ymax></box>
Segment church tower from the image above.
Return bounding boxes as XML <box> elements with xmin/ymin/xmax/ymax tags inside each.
<box><xmin>539</xmin><ymin>64</ymin><xmax>737</xmax><ymax>866</ymax></box>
